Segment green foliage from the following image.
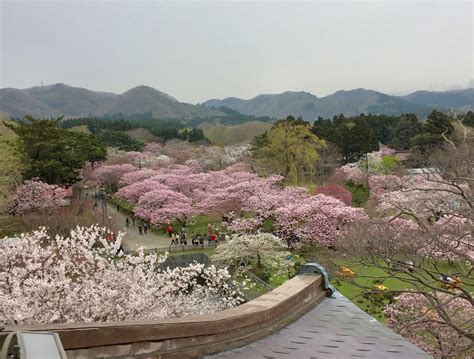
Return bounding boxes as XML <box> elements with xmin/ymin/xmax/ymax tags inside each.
<box><xmin>5</xmin><ymin>115</ymin><xmax>106</xmax><ymax>185</ymax></box>
<box><xmin>253</xmin><ymin>116</ymin><xmax>325</xmax><ymax>184</ymax></box>
<box><xmin>98</xmin><ymin>130</ymin><xmax>145</xmax><ymax>151</ymax></box>
<box><xmin>387</xmin><ymin>114</ymin><xmax>423</xmax><ymax>150</ymax></box>
<box><xmin>345</xmin><ymin>180</ymin><xmax>369</xmax><ymax>207</ymax></box>
<box><xmin>0</xmin><ymin>120</ymin><xmax>23</xmax><ymax>211</ymax></box>
<box><xmin>359</xmin><ymin>155</ymin><xmax>399</xmax><ymax>175</ymax></box>
<box><xmin>61</xmin><ymin>117</ymin><xmax>208</xmax><ymax>143</ymax></box>
<box><xmin>338</xmin><ymin>120</ymin><xmax>379</xmax><ymax>162</ymax></box>
<box><xmin>313</xmin><ymin>115</ymin><xmax>379</xmax><ymax>163</ymax></box>
<box><xmin>463</xmin><ymin>111</ymin><xmax>474</xmax><ymax>127</ymax></box>
<box><xmin>410</xmin><ymin>110</ymin><xmax>455</xmax><ymax>152</ymax></box>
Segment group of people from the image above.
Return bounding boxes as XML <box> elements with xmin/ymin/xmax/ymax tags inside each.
<box><xmin>125</xmin><ymin>217</ymin><xmax>148</xmax><ymax>235</ymax></box>
<box><xmin>166</xmin><ymin>225</ymin><xmax>221</xmax><ymax>247</ymax></box>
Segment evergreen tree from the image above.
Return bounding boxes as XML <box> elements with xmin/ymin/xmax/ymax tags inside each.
<box><xmin>6</xmin><ymin>116</ymin><xmax>106</xmax><ymax>185</ymax></box>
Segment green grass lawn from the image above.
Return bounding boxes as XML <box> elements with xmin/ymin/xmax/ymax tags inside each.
<box><xmin>331</xmin><ymin>259</ymin><xmax>473</xmax><ymax>322</ymax></box>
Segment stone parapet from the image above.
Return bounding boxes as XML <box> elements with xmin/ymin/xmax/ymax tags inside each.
<box><xmin>1</xmin><ymin>274</ymin><xmax>324</xmax><ymax>358</ymax></box>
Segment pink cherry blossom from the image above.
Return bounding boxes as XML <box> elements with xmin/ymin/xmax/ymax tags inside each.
<box><xmin>316</xmin><ymin>183</ymin><xmax>352</xmax><ymax>205</ymax></box>
<box><xmin>8</xmin><ymin>179</ymin><xmax>69</xmax><ymax>216</ymax></box>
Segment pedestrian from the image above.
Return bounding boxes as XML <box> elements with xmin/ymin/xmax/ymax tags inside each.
<box><xmin>125</xmin><ymin>217</ymin><xmax>130</xmax><ymax>228</ymax></box>
<box><xmin>199</xmin><ymin>234</ymin><xmax>204</xmax><ymax>247</ymax></box>
<box><xmin>143</xmin><ymin>222</ymin><xmax>148</xmax><ymax>234</ymax></box>
<box><xmin>138</xmin><ymin>225</ymin><xmax>143</xmax><ymax>235</ymax></box>
<box><xmin>210</xmin><ymin>233</ymin><xmax>216</xmax><ymax>245</ymax></box>
<box><xmin>116</xmin><ymin>204</ymin><xmax>120</xmax><ymax>212</ymax></box>
<box><xmin>131</xmin><ymin>217</ymin><xmax>136</xmax><ymax>227</ymax></box>
<box><xmin>171</xmin><ymin>233</ymin><xmax>177</xmax><ymax>246</ymax></box>
<box><xmin>166</xmin><ymin>225</ymin><xmax>173</xmax><ymax>237</ymax></box>
<box><xmin>175</xmin><ymin>233</ymin><xmax>180</xmax><ymax>245</ymax></box>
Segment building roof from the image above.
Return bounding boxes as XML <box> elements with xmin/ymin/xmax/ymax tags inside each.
<box><xmin>209</xmin><ymin>292</ymin><xmax>431</xmax><ymax>359</ymax></box>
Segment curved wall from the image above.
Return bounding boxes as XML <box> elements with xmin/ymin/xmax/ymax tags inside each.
<box><xmin>1</xmin><ymin>274</ymin><xmax>324</xmax><ymax>358</ymax></box>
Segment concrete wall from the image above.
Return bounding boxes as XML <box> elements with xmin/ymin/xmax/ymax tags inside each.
<box><xmin>1</xmin><ymin>274</ymin><xmax>324</xmax><ymax>358</ymax></box>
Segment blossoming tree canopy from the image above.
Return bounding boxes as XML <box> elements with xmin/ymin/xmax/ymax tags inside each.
<box><xmin>94</xmin><ymin>164</ymin><xmax>138</xmax><ymax>189</ymax></box>
<box><xmin>0</xmin><ymin>226</ymin><xmax>244</xmax><ymax>325</ymax></box>
<box><xmin>385</xmin><ymin>292</ymin><xmax>473</xmax><ymax>358</ymax></box>
<box><xmin>134</xmin><ymin>188</ymin><xmax>196</xmax><ymax>226</ymax></box>
<box><xmin>8</xmin><ymin>179</ymin><xmax>69</xmax><ymax>216</ymax></box>
<box><xmin>316</xmin><ymin>183</ymin><xmax>352</xmax><ymax>205</ymax></box>
<box><xmin>212</xmin><ymin>233</ymin><xmax>292</xmax><ymax>278</ymax></box>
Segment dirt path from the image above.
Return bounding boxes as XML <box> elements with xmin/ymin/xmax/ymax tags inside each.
<box><xmin>106</xmin><ymin>203</ymin><xmax>172</xmax><ymax>251</ymax></box>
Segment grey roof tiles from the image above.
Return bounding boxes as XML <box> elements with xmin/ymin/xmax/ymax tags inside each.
<box><xmin>209</xmin><ymin>292</ymin><xmax>431</xmax><ymax>359</ymax></box>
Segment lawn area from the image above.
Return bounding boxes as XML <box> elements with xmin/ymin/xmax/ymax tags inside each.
<box><xmin>332</xmin><ymin>259</ymin><xmax>473</xmax><ymax>322</ymax></box>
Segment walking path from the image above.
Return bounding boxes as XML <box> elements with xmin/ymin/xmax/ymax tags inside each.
<box><xmin>106</xmin><ymin>203</ymin><xmax>172</xmax><ymax>251</ymax></box>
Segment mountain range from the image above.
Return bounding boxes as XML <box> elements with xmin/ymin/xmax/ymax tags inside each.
<box><xmin>1</xmin><ymin>83</ymin><xmax>472</xmax><ymax>121</ymax></box>
<box><xmin>0</xmin><ymin>83</ymin><xmax>225</xmax><ymax>120</ymax></box>
<box><xmin>204</xmin><ymin>88</ymin><xmax>473</xmax><ymax>120</ymax></box>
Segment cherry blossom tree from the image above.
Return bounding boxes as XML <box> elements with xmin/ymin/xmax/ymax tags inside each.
<box><xmin>120</xmin><ymin>169</ymin><xmax>161</xmax><ymax>186</ymax></box>
<box><xmin>316</xmin><ymin>183</ymin><xmax>352</xmax><ymax>205</ymax></box>
<box><xmin>0</xmin><ymin>225</ymin><xmax>244</xmax><ymax>325</ymax></box>
<box><xmin>93</xmin><ymin>164</ymin><xmax>138</xmax><ymax>191</ymax></box>
<box><xmin>337</xmin><ymin>135</ymin><xmax>473</xmax><ymax>353</ymax></box>
<box><xmin>134</xmin><ymin>188</ymin><xmax>196</xmax><ymax>226</ymax></box>
<box><xmin>274</xmin><ymin>194</ymin><xmax>367</xmax><ymax>247</ymax></box>
<box><xmin>8</xmin><ymin>179</ymin><xmax>68</xmax><ymax>216</ymax></box>
<box><xmin>385</xmin><ymin>292</ymin><xmax>473</xmax><ymax>358</ymax></box>
<box><xmin>212</xmin><ymin>233</ymin><xmax>292</xmax><ymax>279</ymax></box>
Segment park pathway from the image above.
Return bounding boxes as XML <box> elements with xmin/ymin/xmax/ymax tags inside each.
<box><xmin>105</xmin><ymin>203</ymin><xmax>172</xmax><ymax>251</ymax></box>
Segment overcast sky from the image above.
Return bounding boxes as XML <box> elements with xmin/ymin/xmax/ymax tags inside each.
<box><xmin>1</xmin><ymin>1</ymin><xmax>472</xmax><ymax>103</ymax></box>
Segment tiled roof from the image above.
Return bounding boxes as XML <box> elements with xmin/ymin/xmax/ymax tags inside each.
<box><xmin>209</xmin><ymin>292</ymin><xmax>431</xmax><ymax>359</ymax></box>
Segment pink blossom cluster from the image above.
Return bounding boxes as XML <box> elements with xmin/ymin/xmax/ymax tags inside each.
<box><xmin>368</xmin><ymin>175</ymin><xmax>403</xmax><ymax>198</ymax></box>
<box><xmin>336</xmin><ymin>164</ymin><xmax>367</xmax><ymax>184</ymax></box>
<box><xmin>93</xmin><ymin>164</ymin><xmax>138</xmax><ymax>187</ymax></box>
<box><xmin>385</xmin><ymin>292</ymin><xmax>473</xmax><ymax>358</ymax></box>
<box><xmin>115</xmin><ymin>164</ymin><xmax>362</xmax><ymax>246</ymax></box>
<box><xmin>316</xmin><ymin>183</ymin><xmax>352</xmax><ymax>205</ymax></box>
<box><xmin>273</xmin><ymin>194</ymin><xmax>367</xmax><ymax>246</ymax></box>
<box><xmin>8</xmin><ymin>179</ymin><xmax>69</xmax><ymax>216</ymax></box>
<box><xmin>0</xmin><ymin>226</ymin><xmax>244</xmax><ymax>325</ymax></box>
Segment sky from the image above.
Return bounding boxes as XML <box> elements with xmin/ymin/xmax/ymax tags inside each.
<box><xmin>1</xmin><ymin>1</ymin><xmax>473</xmax><ymax>103</ymax></box>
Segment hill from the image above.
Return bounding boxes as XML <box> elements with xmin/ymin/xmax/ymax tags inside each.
<box><xmin>401</xmin><ymin>88</ymin><xmax>474</xmax><ymax>111</ymax></box>
<box><xmin>204</xmin><ymin>88</ymin><xmax>473</xmax><ymax>120</ymax></box>
<box><xmin>200</xmin><ymin>120</ymin><xmax>272</xmax><ymax>145</ymax></box>
<box><xmin>0</xmin><ymin>84</ymin><xmax>226</xmax><ymax>120</ymax></box>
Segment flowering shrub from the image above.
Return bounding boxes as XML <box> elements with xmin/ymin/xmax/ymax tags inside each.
<box><xmin>8</xmin><ymin>179</ymin><xmax>68</xmax><ymax>216</ymax></box>
<box><xmin>0</xmin><ymin>226</ymin><xmax>244</xmax><ymax>324</ymax></box>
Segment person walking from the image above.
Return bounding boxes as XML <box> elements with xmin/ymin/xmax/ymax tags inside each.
<box><xmin>125</xmin><ymin>217</ymin><xmax>130</xmax><ymax>228</ymax></box>
<box><xmin>138</xmin><ymin>225</ymin><xmax>143</xmax><ymax>235</ymax></box>
<box><xmin>166</xmin><ymin>225</ymin><xmax>173</xmax><ymax>237</ymax></box>
<box><xmin>143</xmin><ymin>222</ymin><xmax>148</xmax><ymax>234</ymax></box>
<box><xmin>199</xmin><ymin>234</ymin><xmax>204</xmax><ymax>247</ymax></box>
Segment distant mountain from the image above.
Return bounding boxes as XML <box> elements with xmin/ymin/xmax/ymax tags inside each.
<box><xmin>204</xmin><ymin>88</ymin><xmax>474</xmax><ymax>120</ymax></box>
<box><xmin>401</xmin><ymin>88</ymin><xmax>474</xmax><ymax>112</ymax></box>
<box><xmin>3</xmin><ymin>83</ymin><xmax>472</xmax><ymax>122</ymax></box>
<box><xmin>0</xmin><ymin>83</ymin><xmax>225</xmax><ymax>120</ymax></box>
